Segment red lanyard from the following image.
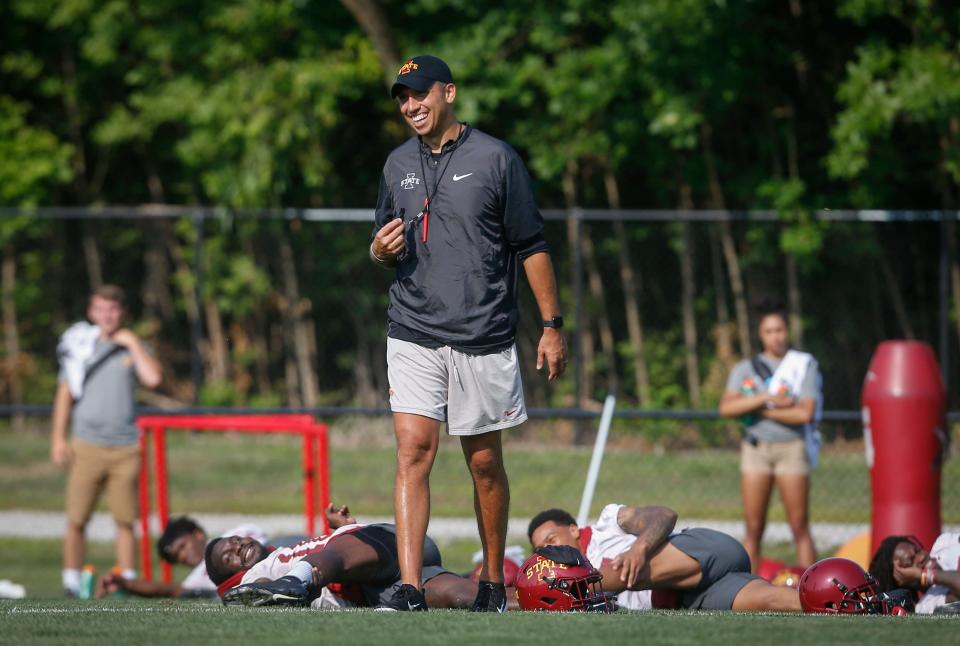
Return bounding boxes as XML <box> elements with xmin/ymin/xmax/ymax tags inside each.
<box><xmin>417</xmin><ymin>125</ymin><xmax>462</xmax><ymax>243</ymax></box>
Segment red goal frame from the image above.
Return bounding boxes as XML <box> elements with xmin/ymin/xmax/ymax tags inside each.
<box><xmin>136</xmin><ymin>414</ymin><xmax>330</xmax><ymax>582</ymax></box>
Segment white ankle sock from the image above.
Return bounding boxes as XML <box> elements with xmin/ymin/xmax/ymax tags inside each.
<box><xmin>121</xmin><ymin>569</ymin><xmax>136</xmax><ymax>580</ymax></box>
<box><xmin>289</xmin><ymin>561</ymin><xmax>313</xmax><ymax>585</ymax></box>
<box><xmin>63</xmin><ymin>569</ymin><xmax>81</xmax><ymax>592</ymax></box>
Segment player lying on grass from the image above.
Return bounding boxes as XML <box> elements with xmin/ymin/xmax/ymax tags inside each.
<box><xmin>528</xmin><ymin>505</ymin><xmax>800</xmax><ymax>611</ymax></box>
<box><xmin>869</xmin><ymin>532</ymin><xmax>960</xmax><ymax>614</ymax></box>
<box><xmin>96</xmin><ymin>516</ymin><xmax>266</xmax><ymax>598</ymax></box>
<box><xmin>206</xmin><ymin>505</ymin><xmax>488</xmax><ymax>610</ymax></box>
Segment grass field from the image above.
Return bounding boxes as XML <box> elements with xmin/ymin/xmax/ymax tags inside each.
<box><xmin>2</xmin><ymin>600</ymin><xmax>958</xmax><ymax>645</ymax></box>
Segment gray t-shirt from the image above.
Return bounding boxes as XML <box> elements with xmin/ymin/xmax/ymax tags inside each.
<box><xmin>58</xmin><ymin>339</ymin><xmax>138</xmax><ymax>446</ymax></box>
<box><xmin>725</xmin><ymin>354</ymin><xmax>821</xmax><ymax>443</ymax></box>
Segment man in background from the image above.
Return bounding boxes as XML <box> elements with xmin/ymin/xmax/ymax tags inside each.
<box><xmin>51</xmin><ymin>285</ymin><xmax>162</xmax><ymax>596</ymax></box>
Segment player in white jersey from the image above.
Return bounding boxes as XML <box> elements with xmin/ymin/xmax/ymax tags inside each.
<box><xmin>528</xmin><ymin>504</ymin><xmax>801</xmax><ymax>611</ymax></box>
<box><xmin>869</xmin><ymin>532</ymin><xmax>960</xmax><ymax>614</ymax></box>
<box><xmin>96</xmin><ymin>516</ymin><xmax>266</xmax><ymax>598</ymax></box>
<box><xmin>206</xmin><ymin>521</ymin><xmax>486</xmax><ymax>609</ymax></box>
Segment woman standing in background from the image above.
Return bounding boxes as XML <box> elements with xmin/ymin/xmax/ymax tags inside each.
<box><xmin>719</xmin><ymin>300</ymin><xmax>821</xmax><ymax>571</ymax></box>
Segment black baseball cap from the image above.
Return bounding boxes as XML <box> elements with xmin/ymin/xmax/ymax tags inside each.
<box><xmin>391</xmin><ymin>55</ymin><xmax>454</xmax><ymax>98</ymax></box>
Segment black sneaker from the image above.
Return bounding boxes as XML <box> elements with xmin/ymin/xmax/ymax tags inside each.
<box><xmin>222</xmin><ymin>575</ymin><xmax>309</xmax><ymax>607</ymax></box>
<box><xmin>376</xmin><ymin>583</ymin><xmax>428</xmax><ymax>612</ymax></box>
<box><xmin>471</xmin><ymin>580</ymin><xmax>507</xmax><ymax>612</ymax></box>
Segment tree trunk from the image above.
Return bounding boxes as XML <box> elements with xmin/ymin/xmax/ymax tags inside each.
<box><xmin>339</xmin><ymin>0</ymin><xmax>401</xmax><ymax>87</ymax></box>
<box><xmin>604</xmin><ymin>167</ymin><xmax>650</xmax><ymax>404</ymax></box>
<box><xmin>278</xmin><ymin>230</ymin><xmax>318</xmax><ymax>408</ymax></box>
<box><xmin>352</xmin><ymin>311</ymin><xmax>378</xmax><ymax>406</ymax></box>
<box><xmin>83</xmin><ymin>221</ymin><xmax>103</xmax><ymax>291</ymax></box>
<box><xmin>581</xmin><ymin>229</ymin><xmax>618</xmax><ymax>395</ymax></box>
<box><xmin>704</xmin><ymin>226</ymin><xmax>736</xmax><ymax>396</ymax></box>
<box><xmin>51</xmin><ymin>224</ymin><xmax>67</xmax><ymax>332</ymax></box>
<box><xmin>167</xmin><ymin>230</ymin><xmax>202</xmax><ymax>400</ymax></box>
<box><xmin>2</xmin><ymin>245</ymin><xmax>24</xmax><ymax>431</ymax></box>
<box><xmin>61</xmin><ymin>47</ymin><xmax>88</xmax><ymax>200</ymax></box>
<box><xmin>226</xmin><ymin>322</ymin><xmax>252</xmax><ymax>401</ymax></box>
<box><xmin>677</xmin><ymin>181</ymin><xmax>701</xmax><ymax>407</ymax></box>
<box><xmin>877</xmin><ymin>241</ymin><xmax>916</xmax><ymax>339</ymax></box>
<box><xmin>783</xmin><ymin>114</ymin><xmax>804</xmax><ymax>347</ymax></box>
<box><xmin>950</xmin><ymin>223</ymin><xmax>960</xmax><ymax>357</ymax></box>
<box><xmin>562</xmin><ymin>160</ymin><xmax>591</xmax><ymax>410</ymax></box>
<box><xmin>785</xmin><ymin>252</ymin><xmax>804</xmax><ymax>347</ymax></box>
<box><xmin>140</xmin><ymin>220</ymin><xmax>175</xmax><ymax>338</ymax></box>
<box><xmin>204</xmin><ymin>299</ymin><xmax>229</xmax><ymax>384</ymax></box>
<box><xmin>701</xmin><ymin>122</ymin><xmax>751</xmax><ymax>356</ymax></box>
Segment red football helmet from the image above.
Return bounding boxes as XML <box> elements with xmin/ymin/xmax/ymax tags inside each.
<box><xmin>799</xmin><ymin>557</ymin><xmax>886</xmax><ymax>614</ymax></box>
<box><xmin>515</xmin><ymin>545</ymin><xmax>616</xmax><ymax>612</ymax></box>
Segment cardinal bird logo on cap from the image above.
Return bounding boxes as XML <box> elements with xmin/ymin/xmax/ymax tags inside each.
<box><xmin>398</xmin><ymin>60</ymin><xmax>419</xmax><ymax>75</ymax></box>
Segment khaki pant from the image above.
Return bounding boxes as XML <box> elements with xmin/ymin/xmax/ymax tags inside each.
<box><xmin>65</xmin><ymin>438</ymin><xmax>139</xmax><ymax>526</ymax></box>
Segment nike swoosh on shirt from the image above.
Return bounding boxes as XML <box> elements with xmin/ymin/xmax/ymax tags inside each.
<box><xmin>452</xmin><ymin>173</ymin><xmax>473</xmax><ymax>182</ymax></box>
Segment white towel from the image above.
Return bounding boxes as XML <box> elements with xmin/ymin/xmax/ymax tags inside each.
<box><xmin>56</xmin><ymin>322</ymin><xmax>100</xmax><ymax>399</ymax></box>
<box><xmin>768</xmin><ymin>350</ymin><xmax>823</xmax><ymax>469</ymax></box>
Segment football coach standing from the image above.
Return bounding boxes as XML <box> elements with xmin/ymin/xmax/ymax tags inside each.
<box><xmin>370</xmin><ymin>55</ymin><xmax>567</xmax><ymax>612</ymax></box>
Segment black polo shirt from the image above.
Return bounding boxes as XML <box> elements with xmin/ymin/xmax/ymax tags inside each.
<box><xmin>372</xmin><ymin>125</ymin><xmax>548</xmax><ymax>354</ymax></box>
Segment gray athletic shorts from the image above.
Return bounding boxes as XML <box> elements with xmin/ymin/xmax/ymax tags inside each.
<box><xmin>670</xmin><ymin>528</ymin><xmax>761</xmax><ymax>610</ymax></box>
<box><xmin>387</xmin><ymin>337</ymin><xmax>527</xmax><ymax>435</ymax></box>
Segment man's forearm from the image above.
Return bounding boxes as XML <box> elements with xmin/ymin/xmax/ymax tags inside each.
<box><xmin>51</xmin><ymin>383</ymin><xmax>72</xmax><ymax>442</ymax></box>
<box><xmin>931</xmin><ymin>569</ymin><xmax>960</xmax><ymax>597</ymax></box>
<box><xmin>121</xmin><ymin>578</ymin><xmax>182</xmax><ymax>598</ymax></box>
<box><xmin>617</xmin><ymin>506</ymin><xmax>678</xmax><ymax>549</ymax></box>
<box><xmin>522</xmin><ymin>252</ymin><xmax>561</xmax><ymax>319</ymax></box>
<box><xmin>128</xmin><ymin>340</ymin><xmax>162</xmax><ymax>388</ymax></box>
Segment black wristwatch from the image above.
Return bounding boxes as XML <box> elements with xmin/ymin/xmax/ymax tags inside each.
<box><xmin>542</xmin><ymin>316</ymin><xmax>564</xmax><ymax>329</ymax></box>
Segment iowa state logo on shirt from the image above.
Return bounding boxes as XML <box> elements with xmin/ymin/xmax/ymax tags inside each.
<box><xmin>400</xmin><ymin>172</ymin><xmax>420</xmax><ymax>190</ymax></box>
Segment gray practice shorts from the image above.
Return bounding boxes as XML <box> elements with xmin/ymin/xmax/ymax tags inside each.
<box><xmin>670</xmin><ymin>528</ymin><xmax>761</xmax><ymax>610</ymax></box>
<box><xmin>387</xmin><ymin>337</ymin><xmax>527</xmax><ymax>435</ymax></box>
<box><xmin>355</xmin><ymin>524</ymin><xmax>451</xmax><ymax>606</ymax></box>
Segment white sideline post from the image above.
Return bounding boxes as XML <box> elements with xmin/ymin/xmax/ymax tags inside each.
<box><xmin>577</xmin><ymin>394</ymin><xmax>616</xmax><ymax>527</ymax></box>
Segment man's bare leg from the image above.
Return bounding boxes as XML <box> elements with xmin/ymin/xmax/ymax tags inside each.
<box><xmin>423</xmin><ymin>573</ymin><xmax>480</xmax><ymax>609</ymax></box>
<box><xmin>303</xmin><ymin>535</ymin><xmax>381</xmax><ymax>585</ymax></box>
<box><xmin>776</xmin><ymin>473</ymin><xmax>816</xmax><ymax>567</ymax></box>
<box><xmin>731</xmin><ymin>578</ymin><xmax>802</xmax><ymax>611</ymax></box>
<box><xmin>460</xmin><ymin>431</ymin><xmax>508</xmax><ymax>584</ymax></box>
<box><xmin>393</xmin><ymin>413</ymin><xmax>441</xmax><ymax>588</ymax></box>
<box><xmin>741</xmin><ymin>471</ymin><xmax>775</xmax><ymax>572</ymax></box>
<box><xmin>64</xmin><ymin>523</ymin><xmax>85</xmax><ymax>571</ymax></box>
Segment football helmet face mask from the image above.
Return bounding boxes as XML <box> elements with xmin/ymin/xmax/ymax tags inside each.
<box><xmin>799</xmin><ymin>557</ymin><xmax>887</xmax><ymax>614</ymax></box>
<box><xmin>515</xmin><ymin>545</ymin><xmax>616</xmax><ymax>612</ymax></box>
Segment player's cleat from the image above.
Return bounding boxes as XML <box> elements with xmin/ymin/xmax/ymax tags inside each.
<box><xmin>222</xmin><ymin>575</ymin><xmax>309</xmax><ymax>607</ymax></box>
<box><xmin>471</xmin><ymin>580</ymin><xmax>507</xmax><ymax>612</ymax></box>
<box><xmin>375</xmin><ymin>583</ymin><xmax>428</xmax><ymax>612</ymax></box>
<box><xmin>934</xmin><ymin>601</ymin><xmax>960</xmax><ymax>615</ymax></box>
